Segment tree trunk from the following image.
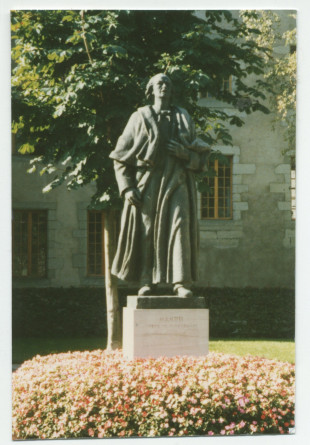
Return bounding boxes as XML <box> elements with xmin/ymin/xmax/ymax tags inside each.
<box><xmin>104</xmin><ymin>209</ymin><xmax>122</xmax><ymax>350</ymax></box>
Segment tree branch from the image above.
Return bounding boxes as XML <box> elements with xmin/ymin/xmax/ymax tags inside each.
<box><xmin>81</xmin><ymin>10</ymin><xmax>93</xmax><ymax>65</ymax></box>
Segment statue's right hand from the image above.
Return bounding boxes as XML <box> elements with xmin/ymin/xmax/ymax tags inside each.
<box><xmin>124</xmin><ymin>188</ymin><xmax>142</xmax><ymax>207</ymax></box>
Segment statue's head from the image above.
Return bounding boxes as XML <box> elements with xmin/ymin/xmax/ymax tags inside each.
<box><xmin>145</xmin><ymin>73</ymin><xmax>173</xmax><ymax>103</ymax></box>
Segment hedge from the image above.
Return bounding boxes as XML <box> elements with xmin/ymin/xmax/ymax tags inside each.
<box><xmin>12</xmin><ymin>287</ymin><xmax>294</xmax><ymax>339</ymax></box>
<box><xmin>12</xmin><ymin>350</ymin><xmax>295</xmax><ymax>439</ymax></box>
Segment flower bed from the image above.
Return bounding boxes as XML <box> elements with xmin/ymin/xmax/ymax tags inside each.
<box><xmin>12</xmin><ymin>350</ymin><xmax>295</xmax><ymax>439</ymax></box>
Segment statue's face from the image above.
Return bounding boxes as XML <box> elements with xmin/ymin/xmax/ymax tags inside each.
<box><xmin>152</xmin><ymin>75</ymin><xmax>172</xmax><ymax>101</ymax></box>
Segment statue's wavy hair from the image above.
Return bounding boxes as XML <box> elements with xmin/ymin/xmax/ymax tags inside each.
<box><xmin>145</xmin><ymin>73</ymin><xmax>174</xmax><ymax>103</ymax></box>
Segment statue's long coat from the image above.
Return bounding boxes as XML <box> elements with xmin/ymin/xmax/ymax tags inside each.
<box><xmin>109</xmin><ymin>105</ymin><xmax>208</xmax><ymax>284</ymax></box>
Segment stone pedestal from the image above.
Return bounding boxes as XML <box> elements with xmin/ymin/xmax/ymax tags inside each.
<box><xmin>123</xmin><ymin>296</ymin><xmax>209</xmax><ymax>359</ymax></box>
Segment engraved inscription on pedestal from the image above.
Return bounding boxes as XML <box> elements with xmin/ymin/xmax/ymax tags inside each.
<box><xmin>123</xmin><ymin>304</ymin><xmax>209</xmax><ymax>359</ymax></box>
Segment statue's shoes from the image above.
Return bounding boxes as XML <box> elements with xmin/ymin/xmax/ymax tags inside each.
<box><xmin>138</xmin><ymin>285</ymin><xmax>152</xmax><ymax>296</ymax></box>
<box><xmin>175</xmin><ymin>286</ymin><xmax>193</xmax><ymax>298</ymax></box>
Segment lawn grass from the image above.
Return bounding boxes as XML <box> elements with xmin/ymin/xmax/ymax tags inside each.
<box><xmin>12</xmin><ymin>337</ymin><xmax>107</xmax><ymax>365</ymax></box>
<box><xmin>209</xmin><ymin>339</ymin><xmax>295</xmax><ymax>364</ymax></box>
<box><xmin>12</xmin><ymin>337</ymin><xmax>295</xmax><ymax>365</ymax></box>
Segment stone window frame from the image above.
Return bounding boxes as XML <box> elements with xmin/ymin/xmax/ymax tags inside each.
<box><xmin>12</xmin><ymin>202</ymin><xmax>57</xmax><ymax>287</ymax></box>
<box><xmin>198</xmin><ymin>145</ymin><xmax>255</xmax><ymax>249</ymax></box>
<box><xmin>290</xmin><ymin>168</ymin><xmax>296</xmax><ymax>221</ymax></box>
<box><xmin>269</xmin><ymin>160</ymin><xmax>295</xmax><ymax>248</ymax></box>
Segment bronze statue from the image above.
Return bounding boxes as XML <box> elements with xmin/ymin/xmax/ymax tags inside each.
<box><xmin>110</xmin><ymin>73</ymin><xmax>210</xmax><ymax>297</ymax></box>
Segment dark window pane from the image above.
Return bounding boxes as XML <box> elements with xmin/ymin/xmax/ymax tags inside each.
<box><xmin>32</xmin><ymin>213</ymin><xmax>38</xmax><ymax>224</ymax></box>
<box><xmin>209</xmin><ymin>177</ymin><xmax>215</xmax><ymax>189</ymax></box>
<box><xmin>201</xmin><ymin>208</ymin><xmax>208</xmax><ymax>219</ymax></box>
<box><xmin>201</xmin><ymin>196</ymin><xmax>207</xmax><ymax>206</ymax></box>
<box><xmin>218</xmin><ymin>187</ymin><xmax>225</xmax><ymax>197</ymax></box>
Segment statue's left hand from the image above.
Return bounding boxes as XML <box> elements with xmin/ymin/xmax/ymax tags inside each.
<box><xmin>167</xmin><ymin>140</ymin><xmax>190</xmax><ymax>161</ymax></box>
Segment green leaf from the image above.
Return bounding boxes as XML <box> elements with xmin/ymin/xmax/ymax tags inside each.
<box><xmin>53</xmin><ymin>104</ymin><xmax>66</xmax><ymax>118</ymax></box>
<box><xmin>18</xmin><ymin>143</ymin><xmax>35</xmax><ymax>154</ymax></box>
<box><xmin>47</xmin><ymin>52</ymin><xmax>57</xmax><ymax>61</ymax></box>
<box><xmin>62</xmin><ymin>15</ymin><xmax>73</xmax><ymax>22</ymax></box>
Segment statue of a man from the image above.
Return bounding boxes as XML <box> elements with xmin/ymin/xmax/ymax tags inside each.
<box><xmin>110</xmin><ymin>73</ymin><xmax>210</xmax><ymax>297</ymax></box>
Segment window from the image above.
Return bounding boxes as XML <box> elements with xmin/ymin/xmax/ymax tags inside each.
<box><xmin>87</xmin><ymin>211</ymin><xmax>105</xmax><ymax>276</ymax></box>
<box><xmin>87</xmin><ymin>210</ymin><xmax>120</xmax><ymax>277</ymax></box>
<box><xmin>201</xmin><ymin>156</ymin><xmax>233</xmax><ymax>219</ymax></box>
<box><xmin>291</xmin><ymin>168</ymin><xmax>296</xmax><ymax>220</ymax></box>
<box><xmin>200</xmin><ymin>76</ymin><xmax>232</xmax><ymax>99</ymax></box>
<box><xmin>222</xmin><ymin>76</ymin><xmax>232</xmax><ymax>93</ymax></box>
<box><xmin>12</xmin><ymin>210</ymin><xmax>47</xmax><ymax>277</ymax></box>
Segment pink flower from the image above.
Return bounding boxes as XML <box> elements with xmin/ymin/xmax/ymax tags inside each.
<box><xmin>88</xmin><ymin>428</ymin><xmax>94</xmax><ymax>437</ymax></box>
<box><xmin>104</xmin><ymin>419</ymin><xmax>112</xmax><ymax>429</ymax></box>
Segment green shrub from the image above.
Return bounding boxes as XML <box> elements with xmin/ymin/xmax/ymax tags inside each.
<box><xmin>12</xmin><ymin>287</ymin><xmax>295</xmax><ymax>339</ymax></box>
<box><xmin>12</xmin><ymin>350</ymin><xmax>295</xmax><ymax>439</ymax></box>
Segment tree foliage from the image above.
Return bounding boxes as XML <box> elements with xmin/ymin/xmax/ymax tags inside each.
<box><xmin>11</xmin><ymin>9</ymin><xmax>270</xmax><ymax>206</ymax></box>
<box><xmin>240</xmin><ymin>10</ymin><xmax>296</xmax><ymax>157</ymax></box>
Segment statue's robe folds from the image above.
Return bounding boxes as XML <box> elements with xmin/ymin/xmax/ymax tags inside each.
<box><xmin>109</xmin><ymin>105</ymin><xmax>209</xmax><ymax>285</ymax></box>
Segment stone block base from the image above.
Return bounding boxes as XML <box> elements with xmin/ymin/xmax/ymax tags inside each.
<box><xmin>123</xmin><ymin>296</ymin><xmax>209</xmax><ymax>359</ymax></box>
